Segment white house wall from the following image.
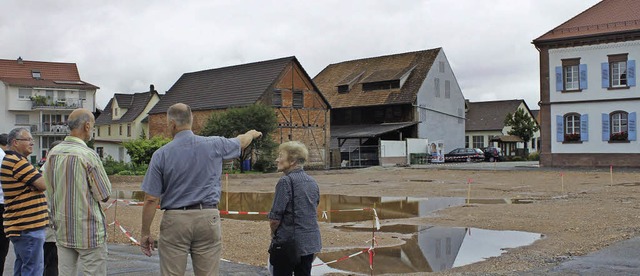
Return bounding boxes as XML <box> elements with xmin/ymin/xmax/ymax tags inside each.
<box><xmin>416</xmin><ymin>50</ymin><xmax>465</xmax><ymax>150</ymax></box>
<box><xmin>0</xmin><ymin>83</ymin><xmax>9</xmax><ymax>134</ymax></box>
<box><xmin>549</xmin><ymin>41</ymin><xmax>639</xmax><ymax>154</ymax></box>
<box><xmin>94</xmin><ymin>141</ymin><xmax>130</xmax><ymax>163</ymax></box>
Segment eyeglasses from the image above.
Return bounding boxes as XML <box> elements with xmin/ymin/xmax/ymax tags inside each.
<box><xmin>16</xmin><ymin>138</ymin><xmax>34</xmax><ymax>142</ymax></box>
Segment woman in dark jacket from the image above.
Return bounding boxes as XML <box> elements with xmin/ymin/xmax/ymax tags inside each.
<box><xmin>268</xmin><ymin>141</ymin><xmax>321</xmax><ymax>276</ymax></box>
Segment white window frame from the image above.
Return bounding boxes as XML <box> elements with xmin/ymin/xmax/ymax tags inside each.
<box><xmin>564</xmin><ymin>114</ymin><xmax>580</xmax><ymax>135</ymax></box>
<box><xmin>18</xmin><ymin>89</ymin><xmax>32</xmax><ymax>100</ymax></box>
<box><xmin>611</xmin><ymin>61</ymin><xmax>627</xmax><ymax>87</ymax></box>
<box><xmin>15</xmin><ymin>114</ymin><xmax>29</xmax><ymax>125</ymax></box>
<box><xmin>472</xmin><ymin>135</ymin><xmax>484</xmax><ymax>148</ymax></box>
<box><xmin>611</xmin><ymin>112</ymin><xmax>628</xmax><ymax>134</ymax></box>
<box><xmin>564</xmin><ymin>65</ymin><xmax>579</xmax><ymax>90</ymax></box>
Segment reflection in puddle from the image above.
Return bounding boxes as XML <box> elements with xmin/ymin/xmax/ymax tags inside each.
<box><xmin>315</xmin><ymin>225</ymin><xmax>542</xmax><ymax>274</ymax></box>
<box><xmin>216</xmin><ymin>192</ymin><xmax>524</xmax><ymax>222</ymax></box>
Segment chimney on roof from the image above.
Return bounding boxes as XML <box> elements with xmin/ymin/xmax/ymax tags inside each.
<box><xmin>17</xmin><ymin>57</ymin><xmax>23</xmax><ymax>64</ymax></box>
<box><xmin>150</xmin><ymin>84</ymin><xmax>155</xmax><ymax>92</ymax></box>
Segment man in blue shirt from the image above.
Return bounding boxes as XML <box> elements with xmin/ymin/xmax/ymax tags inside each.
<box><xmin>139</xmin><ymin>103</ymin><xmax>261</xmax><ymax>275</ymax></box>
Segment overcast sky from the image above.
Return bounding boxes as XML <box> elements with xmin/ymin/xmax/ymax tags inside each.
<box><xmin>1</xmin><ymin>0</ymin><xmax>601</xmax><ymax>110</ymax></box>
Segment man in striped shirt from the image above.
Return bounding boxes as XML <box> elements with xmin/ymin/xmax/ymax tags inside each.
<box><xmin>43</xmin><ymin>108</ymin><xmax>112</xmax><ymax>275</ymax></box>
<box><xmin>1</xmin><ymin>127</ymin><xmax>48</xmax><ymax>275</ymax></box>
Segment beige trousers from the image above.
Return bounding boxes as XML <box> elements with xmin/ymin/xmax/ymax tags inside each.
<box><xmin>159</xmin><ymin>209</ymin><xmax>222</xmax><ymax>276</ymax></box>
<box><xmin>57</xmin><ymin>243</ymin><xmax>108</xmax><ymax>276</ymax></box>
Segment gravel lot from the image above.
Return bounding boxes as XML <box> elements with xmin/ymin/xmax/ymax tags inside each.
<box><xmin>105</xmin><ymin>163</ymin><xmax>640</xmax><ymax>275</ymax></box>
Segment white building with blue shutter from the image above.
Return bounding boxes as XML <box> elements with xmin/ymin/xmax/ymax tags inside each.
<box><xmin>534</xmin><ymin>0</ymin><xmax>640</xmax><ymax>167</ymax></box>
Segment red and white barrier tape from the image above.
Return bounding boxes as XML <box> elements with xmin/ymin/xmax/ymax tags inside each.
<box><xmin>372</xmin><ymin>208</ymin><xmax>380</xmax><ymax>230</ymax></box>
<box><xmin>320</xmin><ymin>208</ymin><xmax>373</xmax><ymax>219</ymax></box>
<box><xmin>312</xmin><ymin>249</ymin><xmax>367</xmax><ymax>267</ymax></box>
<box><xmin>103</xmin><ymin>199</ymin><xmax>143</xmax><ymax>211</ymax></box>
<box><xmin>109</xmin><ymin>221</ymin><xmax>140</xmax><ymax>246</ymax></box>
<box><xmin>220</xmin><ymin>210</ymin><xmax>269</xmax><ymax>215</ymax></box>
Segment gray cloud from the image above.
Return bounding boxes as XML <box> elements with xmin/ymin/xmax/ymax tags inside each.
<box><xmin>1</xmin><ymin>0</ymin><xmax>601</xmax><ymax>110</ymax></box>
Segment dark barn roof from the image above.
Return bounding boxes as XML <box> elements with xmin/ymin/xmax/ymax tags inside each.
<box><xmin>96</xmin><ymin>89</ymin><xmax>159</xmax><ymax>125</ymax></box>
<box><xmin>150</xmin><ymin>56</ymin><xmax>296</xmax><ymax>114</ymax></box>
<box><xmin>465</xmin><ymin>100</ymin><xmax>525</xmax><ymax>131</ymax></box>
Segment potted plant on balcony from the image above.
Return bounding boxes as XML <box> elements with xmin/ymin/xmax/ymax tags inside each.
<box><xmin>610</xmin><ymin>131</ymin><xmax>628</xmax><ymax>141</ymax></box>
<box><xmin>30</xmin><ymin>95</ymin><xmax>48</xmax><ymax>106</ymax></box>
<box><xmin>564</xmin><ymin>133</ymin><xmax>581</xmax><ymax>142</ymax></box>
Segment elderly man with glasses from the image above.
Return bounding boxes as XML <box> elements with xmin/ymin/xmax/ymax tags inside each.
<box><xmin>0</xmin><ymin>127</ymin><xmax>48</xmax><ymax>275</ymax></box>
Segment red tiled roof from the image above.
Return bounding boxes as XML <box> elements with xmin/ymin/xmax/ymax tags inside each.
<box><xmin>313</xmin><ymin>48</ymin><xmax>440</xmax><ymax>109</ymax></box>
<box><xmin>534</xmin><ymin>0</ymin><xmax>640</xmax><ymax>42</ymax></box>
<box><xmin>0</xmin><ymin>58</ymin><xmax>98</xmax><ymax>89</ymax></box>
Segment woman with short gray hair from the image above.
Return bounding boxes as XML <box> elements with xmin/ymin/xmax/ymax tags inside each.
<box><xmin>268</xmin><ymin>141</ymin><xmax>321</xmax><ymax>275</ymax></box>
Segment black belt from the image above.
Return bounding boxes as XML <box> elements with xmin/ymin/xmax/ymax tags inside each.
<box><xmin>168</xmin><ymin>203</ymin><xmax>217</xmax><ymax>210</ymax></box>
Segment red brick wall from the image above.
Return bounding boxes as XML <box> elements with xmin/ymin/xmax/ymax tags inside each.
<box><xmin>271</xmin><ymin>63</ymin><xmax>330</xmax><ymax>167</ymax></box>
<box><xmin>148</xmin><ymin>62</ymin><xmax>330</xmax><ymax>167</ymax></box>
<box><xmin>149</xmin><ymin>110</ymin><xmax>224</xmax><ymax>138</ymax></box>
<box><xmin>548</xmin><ymin>153</ymin><xmax>640</xmax><ymax>167</ymax></box>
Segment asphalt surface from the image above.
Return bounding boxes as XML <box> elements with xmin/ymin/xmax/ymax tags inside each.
<box><xmin>3</xmin><ymin>243</ymin><xmax>269</xmax><ymax>275</ymax></box>
<box><xmin>521</xmin><ymin>236</ymin><xmax>640</xmax><ymax>276</ymax></box>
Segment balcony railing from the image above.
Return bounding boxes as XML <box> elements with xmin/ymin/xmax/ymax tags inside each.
<box><xmin>31</xmin><ymin>97</ymin><xmax>84</xmax><ymax>110</ymax></box>
<box><xmin>30</xmin><ymin>123</ymin><xmax>70</xmax><ymax>135</ymax></box>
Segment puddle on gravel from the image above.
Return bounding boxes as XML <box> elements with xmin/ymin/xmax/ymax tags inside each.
<box><xmin>114</xmin><ymin>191</ymin><xmax>532</xmax><ymax>222</ymax></box>
<box><xmin>215</xmin><ymin>193</ymin><xmax>530</xmax><ymax>222</ymax></box>
<box><xmin>314</xmin><ymin>225</ymin><xmax>542</xmax><ymax>274</ymax></box>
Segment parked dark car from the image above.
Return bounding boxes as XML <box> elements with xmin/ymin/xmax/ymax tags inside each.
<box><xmin>444</xmin><ymin>148</ymin><xmax>484</xmax><ymax>162</ymax></box>
<box><xmin>483</xmin><ymin>147</ymin><xmax>504</xmax><ymax>162</ymax></box>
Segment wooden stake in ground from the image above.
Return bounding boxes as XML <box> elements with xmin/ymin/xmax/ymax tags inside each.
<box><xmin>114</xmin><ymin>189</ymin><xmax>118</xmax><ymax>239</ymax></box>
<box><xmin>225</xmin><ymin>173</ymin><xmax>229</xmax><ymax>211</ymax></box>
<box><xmin>466</xmin><ymin>178</ymin><xmax>473</xmax><ymax>204</ymax></box>
<box><xmin>370</xmin><ymin>202</ymin><xmax>376</xmax><ymax>276</ymax></box>
<box><xmin>610</xmin><ymin>164</ymin><xmax>613</xmax><ymax>186</ymax></box>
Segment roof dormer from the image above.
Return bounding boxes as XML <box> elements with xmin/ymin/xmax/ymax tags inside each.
<box><xmin>31</xmin><ymin>70</ymin><xmax>41</xmax><ymax>79</ymax></box>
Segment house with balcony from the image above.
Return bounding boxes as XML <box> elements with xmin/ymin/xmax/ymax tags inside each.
<box><xmin>465</xmin><ymin>100</ymin><xmax>540</xmax><ymax>157</ymax></box>
<box><xmin>0</xmin><ymin>57</ymin><xmax>99</xmax><ymax>163</ymax></box>
<box><xmin>533</xmin><ymin>0</ymin><xmax>640</xmax><ymax>167</ymax></box>
<box><xmin>94</xmin><ymin>85</ymin><xmax>161</xmax><ymax>162</ymax></box>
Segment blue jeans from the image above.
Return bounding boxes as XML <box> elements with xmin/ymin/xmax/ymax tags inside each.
<box><xmin>10</xmin><ymin>228</ymin><xmax>45</xmax><ymax>276</ymax></box>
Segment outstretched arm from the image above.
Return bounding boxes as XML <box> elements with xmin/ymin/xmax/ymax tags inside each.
<box><xmin>236</xmin><ymin>130</ymin><xmax>262</xmax><ymax>149</ymax></box>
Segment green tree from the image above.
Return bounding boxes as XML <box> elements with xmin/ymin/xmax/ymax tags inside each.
<box><xmin>123</xmin><ymin>136</ymin><xmax>171</xmax><ymax>166</ymax></box>
<box><xmin>504</xmin><ymin>108</ymin><xmax>540</xmax><ymax>150</ymax></box>
<box><xmin>200</xmin><ymin>104</ymin><xmax>278</xmax><ymax>173</ymax></box>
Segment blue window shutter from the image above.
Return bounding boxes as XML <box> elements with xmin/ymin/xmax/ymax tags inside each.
<box><xmin>628</xmin><ymin>60</ymin><xmax>636</xmax><ymax>87</ymax></box>
<box><xmin>601</xmin><ymin>62</ymin><xmax>609</xmax><ymax>88</ymax></box>
<box><xmin>580</xmin><ymin>114</ymin><xmax>589</xmax><ymax>141</ymax></box>
<box><xmin>602</xmin><ymin>113</ymin><xmax>610</xmax><ymax>141</ymax></box>
<box><xmin>629</xmin><ymin>112</ymin><xmax>637</xmax><ymax>141</ymax></box>
<box><xmin>556</xmin><ymin>115</ymin><xmax>564</xmax><ymax>142</ymax></box>
<box><xmin>555</xmin><ymin>66</ymin><xmax>563</xmax><ymax>91</ymax></box>
<box><xmin>579</xmin><ymin>64</ymin><xmax>588</xmax><ymax>90</ymax></box>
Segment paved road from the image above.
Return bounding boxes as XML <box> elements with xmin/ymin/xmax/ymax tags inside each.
<box><xmin>520</xmin><ymin>236</ymin><xmax>640</xmax><ymax>276</ymax></box>
<box><xmin>4</xmin><ymin>243</ymin><xmax>269</xmax><ymax>275</ymax></box>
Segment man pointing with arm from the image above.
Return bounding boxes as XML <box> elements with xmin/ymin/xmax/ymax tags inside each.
<box><xmin>140</xmin><ymin>103</ymin><xmax>261</xmax><ymax>275</ymax></box>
